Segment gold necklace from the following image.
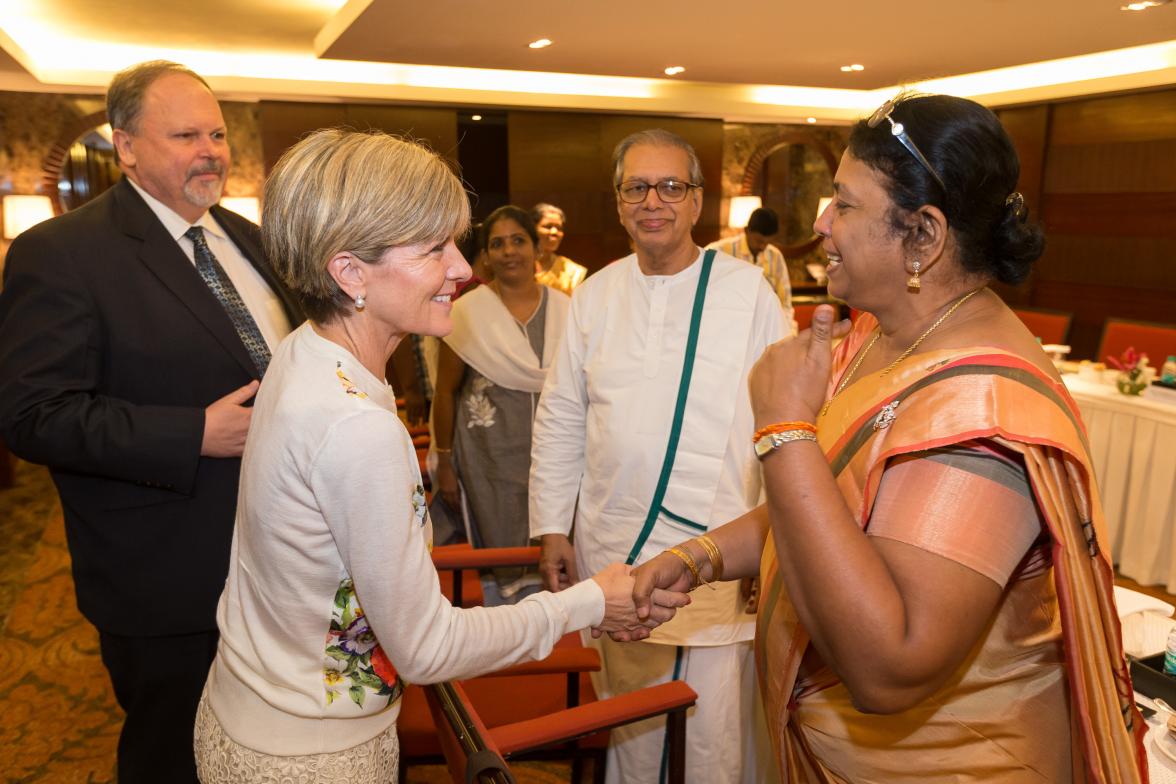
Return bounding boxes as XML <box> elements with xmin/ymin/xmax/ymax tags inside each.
<box><xmin>820</xmin><ymin>288</ymin><xmax>982</xmax><ymax>416</ymax></box>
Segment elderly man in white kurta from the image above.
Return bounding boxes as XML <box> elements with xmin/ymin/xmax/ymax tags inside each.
<box><xmin>530</xmin><ymin>129</ymin><xmax>785</xmax><ymax>783</ymax></box>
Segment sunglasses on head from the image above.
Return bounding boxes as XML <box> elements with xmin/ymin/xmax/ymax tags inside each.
<box><xmin>868</xmin><ymin>97</ymin><xmax>946</xmax><ymax>193</ymax></box>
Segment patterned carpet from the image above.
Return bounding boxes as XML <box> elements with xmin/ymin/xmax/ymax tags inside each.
<box><xmin>0</xmin><ymin>460</ymin><xmax>574</xmax><ymax>783</ymax></box>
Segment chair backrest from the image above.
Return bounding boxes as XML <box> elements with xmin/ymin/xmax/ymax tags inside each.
<box><xmin>794</xmin><ymin>303</ymin><xmax>817</xmax><ymax>332</ymax></box>
<box><xmin>1097</xmin><ymin>319</ymin><xmax>1176</xmax><ymax>366</ymax></box>
<box><xmin>425</xmin><ymin>681</ymin><xmax>516</xmax><ymax>784</ymax></box>
<box><xmin>1013</xmin><ymin>308</ymin><xmax>1072</xmax><ymax>345</ymax></box>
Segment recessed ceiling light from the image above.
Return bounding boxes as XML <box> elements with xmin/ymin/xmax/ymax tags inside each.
<box><xmin>840</xmin><ymin>63</ymin><xmax>865</xmax><ymax>72</ymax></box>
<box><xmin>664</xmin><ymin>66</ymin><xmax>686</xmax><ymax>76</ymax></box>
<box><xmin>1121</xmin><ymin>0</ymin><xmax>1169</xmax><ymax>8</ymax></box>
<box><xmin>471</xmin><ymin>114</ymin><xmax>483</xmax><ymax>121</ymax></box>
<box><xmin>806</xmin><ymin>117</ymin><xmax>817</xmax><ymax>124</ymax></box>
<box><xmin>529</xmin><ymin>38</ymin><xmax>552</xmax><ymax>49</ymax></box>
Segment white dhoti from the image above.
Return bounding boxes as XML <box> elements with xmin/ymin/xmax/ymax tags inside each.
<box><xmin>584</xmin><ymin>634</ymin><xmax>775</xmax><ymax>784</ymax></box>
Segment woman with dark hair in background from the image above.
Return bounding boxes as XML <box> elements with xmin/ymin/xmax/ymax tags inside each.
<box><xmin>433</xmin><ymin>205</ymin><xmax>571</xmax><ymax>604</ymax></box>
<box><xmin>531</xmin><ymin>202</ymin><xmax>587</xmax><ymax>295</ymax></box>
<box><xmin>629</xmin><ymin>94</ymin><xmax>1146</xmax><ymax>781</ymax></box>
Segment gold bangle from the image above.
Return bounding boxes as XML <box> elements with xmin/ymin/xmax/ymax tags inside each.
<box><xmin>695</xmin><ymin>534</ymin><xmax>724</xmax><ymax>583</ymax></box>
<box><xmin>668</xmin><ymin>546</ymin><xmax>710</xmax><ymax>591</ymax></box>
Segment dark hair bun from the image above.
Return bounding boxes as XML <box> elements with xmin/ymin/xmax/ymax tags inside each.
<box><xmin>987</xmin><ymin>200</ymin><xmax>1044</xmax><ymax>285</ymax></box>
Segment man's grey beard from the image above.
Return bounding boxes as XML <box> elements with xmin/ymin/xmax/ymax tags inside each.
<box><xmin>183</xmin><ymin>175</ymin><xmax>224</xmax><ymax>210</ymax></box>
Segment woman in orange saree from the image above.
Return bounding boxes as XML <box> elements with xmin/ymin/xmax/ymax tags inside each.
<box><xmin>628</xmin><ymin>94</ymin><xmax>1146</xmax><ymax>782</ymax></box>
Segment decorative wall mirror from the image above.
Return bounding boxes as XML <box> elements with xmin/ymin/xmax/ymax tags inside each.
<box><xmin>41</xmin><ymin>110</ymin><xmax>121</xmax><ymax>214</ymax></box>
<box><xmin>739</xmin><ymin>132</ymin><xmax>837</xmax><ymax>258</ymax></box>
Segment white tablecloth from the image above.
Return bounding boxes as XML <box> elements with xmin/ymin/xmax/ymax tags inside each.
<box><xmin>1064</xmin><ymin>377</ymin><xmax>1176</xmax><ymax>591</ymax></box>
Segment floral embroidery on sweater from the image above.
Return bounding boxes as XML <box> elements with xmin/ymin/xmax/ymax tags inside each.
<box><xmin>412</xmin><ymin>484</ymin><xmax>428</xmax><ymax>527</ymax></box>
<box><xmin>464</xmin><ymin>376</ymin><xmax>496</xmax><ymax>428</ymax></box>
<box><xmin>324</xmin><ymin>578</ymin><xmax>402</xmax><ymax>708</ymax></box>
<box><xmin>336</xmin><ymin>361</ymin><xmax>368</xmax><ymax>399</ymax></box>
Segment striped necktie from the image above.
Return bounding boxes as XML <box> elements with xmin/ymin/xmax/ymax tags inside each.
<box><xmin>184</xmin><ymin>226</ymin><xmax>271</xmax><ymax>376</ymax></box>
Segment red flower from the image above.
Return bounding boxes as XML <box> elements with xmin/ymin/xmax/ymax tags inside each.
<box><xmin>370</xmin><ymin>645</ymin><xmax>399</xmax><ymax>687</ymax></box>
<box><xmin>1107</xmin><ymin>346</ymin><xmax>1145</xmax><ymax>372</ymax></box>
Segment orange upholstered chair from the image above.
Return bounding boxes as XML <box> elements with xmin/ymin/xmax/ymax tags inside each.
<box><xmin>1097</xmin><ymin>319</ymin><xmax>1176</xmax><ymax>366</ymax></box>
<box><xmin>794</xmin><ymin>303</ymin><xmax>817</xmax><ymax>332</ymax></box>
<box><xmin>1013</xmin><ymin>308</ymin><xmax>1072</xmax><ymax>345</ymax></box>
<box><xmin>400</xmin><ymin>545</ymin><xmax>613</xmax><ymax>782</ymax></box>
<box><xmin>425</xmin><ymin>678</ymin><xmax>697</xmax><ymax>784</ymax></box>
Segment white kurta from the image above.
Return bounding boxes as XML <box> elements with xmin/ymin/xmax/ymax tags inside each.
<box><xmin>529</xmin><ymin>249</ymin><xmax>784</xmax><ymax>647</ymax></box>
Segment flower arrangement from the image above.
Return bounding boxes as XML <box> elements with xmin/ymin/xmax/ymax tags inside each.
<box><xmin>1106</xmin><ymin>347</ymin><xmax>1150</xmax><ymax>396</ymax></box>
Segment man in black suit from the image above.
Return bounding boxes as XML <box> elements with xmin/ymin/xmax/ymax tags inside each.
<box><xmin>0</xmin><ymin>61</ymin><xmax>300</xmax><ymax>783</ymax></box>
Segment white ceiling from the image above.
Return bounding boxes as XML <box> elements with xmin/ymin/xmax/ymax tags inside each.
<box><xmin>1</xmin><ymin>0</ymin><xmax>1174</xmax><ymax>121</ymax></box>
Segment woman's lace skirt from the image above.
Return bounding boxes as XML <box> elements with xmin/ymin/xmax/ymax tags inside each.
<box><xmin>194</xmin><ymin>693</ymin><xmax>400</xmax><ymax>783</ymax></box>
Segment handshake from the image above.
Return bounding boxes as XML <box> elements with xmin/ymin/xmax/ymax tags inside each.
<box><xmin>540</xmin><ymin>534</ymin><xmax>698</xmax><ymax>642</ymax></box>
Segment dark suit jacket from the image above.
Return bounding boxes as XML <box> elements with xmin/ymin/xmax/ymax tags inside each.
<box><xmin>0</xmin><ymin>178</ymin><xmax>302</xmax><ymax>636</ymax></box>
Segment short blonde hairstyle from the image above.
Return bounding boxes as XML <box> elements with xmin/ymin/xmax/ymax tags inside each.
<box><xmin>263</xmin><ymin>129</ymin><xmax>470</xmax><ymax>322</ymax></box>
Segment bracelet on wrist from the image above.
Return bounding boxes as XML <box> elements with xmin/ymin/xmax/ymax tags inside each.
<box><xmin>753</xmin><ymin>429</ymin><xmax>818</xmax><ymax>460</ymax></box>
<box><xmin>694</xmin><ymin>534</ymin><xmax>725</xmax><ymax>583</ymax></box>
<box><xmin>667</xmin><ymin>545</ymin><xmax>714</xmax><ymax>591</ymax></box>
<box><xmin>753</xmin><ymin>420</ymin><xmax>817</xmax><ymax>443</ymax></box>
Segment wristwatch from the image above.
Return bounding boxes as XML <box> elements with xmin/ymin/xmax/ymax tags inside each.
<box><xmin>753</xmin><ymin>429</ymin><xmax>818</xmax><ymax>460</ymax></box>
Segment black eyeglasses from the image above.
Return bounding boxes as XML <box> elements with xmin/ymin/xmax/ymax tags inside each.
<box><xmin>868</xmin><ymin>97</ymin><xmax>946</xmax><ymax>192</ymax></box>
<box><xmin>616</xmin><ymin>179</ymin><xmax>700</xmax><ymax>204</ymax></box>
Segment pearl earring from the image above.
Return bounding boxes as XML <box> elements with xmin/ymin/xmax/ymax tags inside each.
<box><xmin>355</xmin><ymin>294</ymin><xmax>366</xmax><ymax>310</ymax></box>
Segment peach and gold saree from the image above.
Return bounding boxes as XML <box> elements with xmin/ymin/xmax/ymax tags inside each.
<box><xmin>755</xmin><ymin>315</ymin><xmax>1147</xmax><ymax>782</ymax></box>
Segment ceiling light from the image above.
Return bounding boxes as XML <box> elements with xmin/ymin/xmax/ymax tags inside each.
<box><xmin>664</xmin><ymin>66</ymin><xmax>686</xmax><ymax>76</ymax></box>
<box><xmin>528</xmin><ymin>39</ymin><xmax>552</xmax><ymax>49</ymax></box>
<box><xmin>471</xmin><ymin>114</ymin><xmax>482</xmax><ymax>121</ymax></box>
<box><xmin>806</xmin><ymin>117</ymin><xmax>817</xmax><ymax>124</ymax></box>
<box><xmin>850</xmin><ymin>64</ymin><xmax>865</xmax><ymax>71</ymax></box>
<box><xmin>1121</xmin><ymin>0</ymin><xmax>1169</xmax><ymax>9</ymax></box>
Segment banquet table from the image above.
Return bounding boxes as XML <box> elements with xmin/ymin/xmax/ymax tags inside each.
<box><xmin>1064</xmin><ymin>376</ymin><xmax>1176</xmax><ymax>591</ymax></box>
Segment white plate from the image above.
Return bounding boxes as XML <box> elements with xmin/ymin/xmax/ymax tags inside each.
<box><xmin>1148</xmin><ymin>722</ymin><xmax>1176</xmax><ymax>766</ymax></box>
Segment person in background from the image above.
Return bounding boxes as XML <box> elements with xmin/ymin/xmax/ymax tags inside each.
<box><xmin>195</xmin><ymin>129</ymin><xmax>687</xmax><ymax>783</ymax></box>
<box><xmin>629</xmin><ymin>94</ymin><xmax>1146</xmax><ymax>782</ymax></box>
<box><xmin>433</xmin><ymin>205</ymin><xmax>570</xmax><ymax>604</ymax></box>
<box><xmin>531</xmin><ymin>202</ymin><xmax>587</xmax><ymax>295</ymax></box>
<box><xmin>0</xmin><ymin>60</ymin><xmax>300</xmax><ymax>784</ymax></box>
<box><xmin>530</xmin><ymin>129</ymin><xmax>783</xmax><ymax>783</ymax></box>
<box><xmin>708</xmin><ymin>206</ymin><xmax>794</xmax><ymax>331</ymax></box>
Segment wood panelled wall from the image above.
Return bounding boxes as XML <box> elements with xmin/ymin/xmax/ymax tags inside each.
<box><xmin>996</xmin><ymin>89</ymin><xmax>1176</xmax><ymax>360</ymax></box>
<box><xmin>508</xmin><ymin>112</ymin><xmax>724</xmax><ymax>271</ymax></box>
<box><xmin>257</xmin><ymin>102</ymin><xmax>459</xmax><ymax>172</ymax></box>
<box><xmin>252</xmin><ymin>104</ymin><xmax>724</xmax><ymax>273</ymax></box>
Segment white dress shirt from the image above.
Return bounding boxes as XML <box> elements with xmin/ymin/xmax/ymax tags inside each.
<box><xmin>707</xmin><ymin>232</ymin><xmax>795</xmax><ymax>334</ymax></box>
<box><xmin>127</xmin><ymin>178</ymin><xmax>292</xmax><ymax>351</ymax></box>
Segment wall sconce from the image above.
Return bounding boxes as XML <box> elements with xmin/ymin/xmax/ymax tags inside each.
<box><xmin>727</xmin><ymin>196</ymin><xmax>762</xmax><ymax>229</ymax></box>
<box><xmin>3</xmin><ymin>195</ymin><xmax>55</xmax><ymax>239</ymax></box>
<box><xmin>219</xmin><ymin>197</ymin><xmax>261</xmax><ymax>225</ymax></box>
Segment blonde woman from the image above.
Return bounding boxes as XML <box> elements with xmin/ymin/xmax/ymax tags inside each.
<box><xmin>194</xmin><ymin>130</ymin><xmax>686</xmax><ymax>783</ymax></box>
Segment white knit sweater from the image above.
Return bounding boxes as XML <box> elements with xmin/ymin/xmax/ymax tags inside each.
<box><xmin>206</xmin><ymin>322</ymin><xmax>604</xmax><ymax>756</ymax></box>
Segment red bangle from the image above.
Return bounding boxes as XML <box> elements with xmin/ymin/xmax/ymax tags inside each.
<box><xmin>753</xmin><ymin>420</ymin><xmax>817</xmax><ymax>443</ymax></box>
